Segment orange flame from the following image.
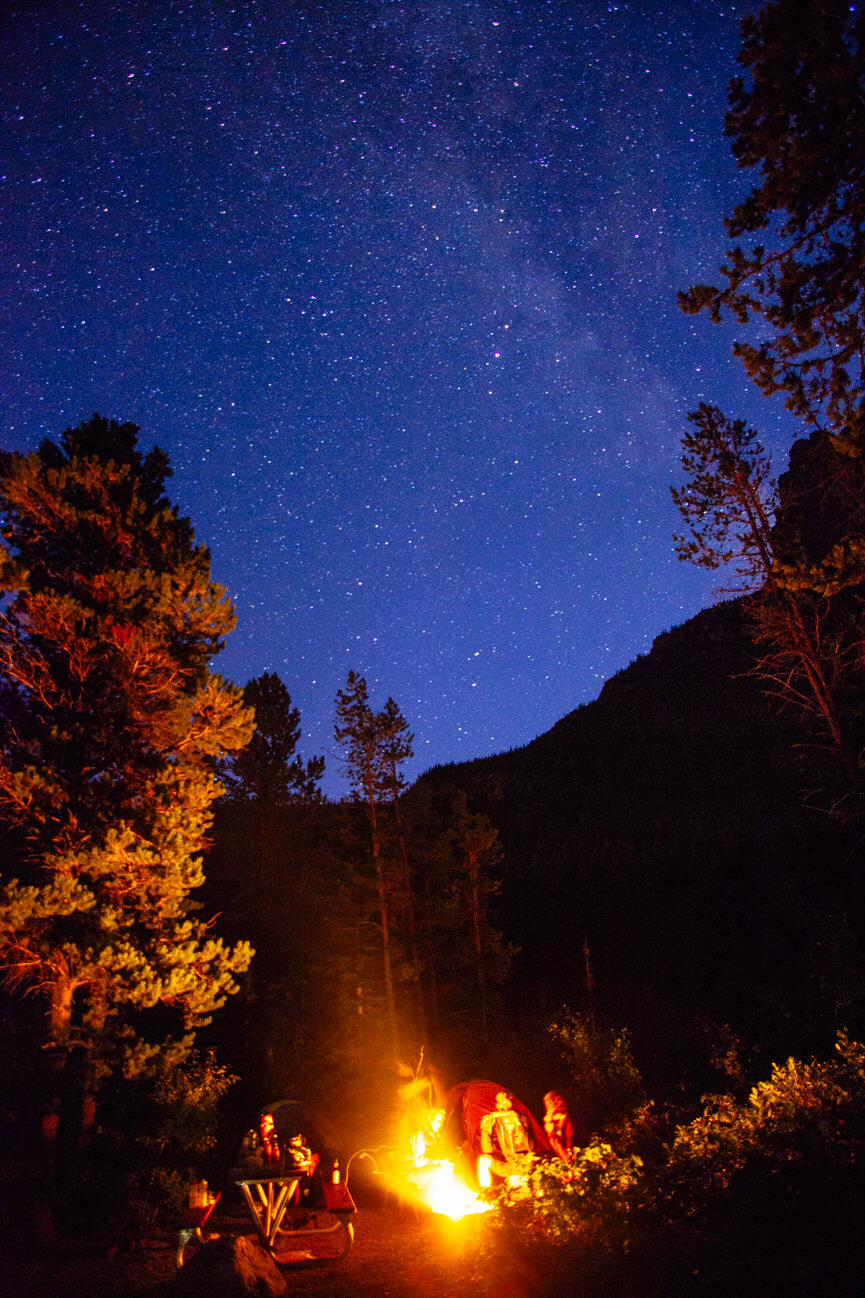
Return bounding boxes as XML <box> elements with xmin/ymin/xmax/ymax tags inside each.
<box><xmin>409</xmin><ymin>1159</ymin><xmax>491</xmax><ymax>1220</ymax></box>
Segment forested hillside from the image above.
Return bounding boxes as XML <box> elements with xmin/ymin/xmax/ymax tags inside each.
<box><xmin>202</xmin><ymin>589</ymin><xmax>862</xmax><ymax>1120</ymax></box>
<box><xmin>415</xmin><ymin>596</ymin><xmax>858</xmax><ymax>1085</ymax></box>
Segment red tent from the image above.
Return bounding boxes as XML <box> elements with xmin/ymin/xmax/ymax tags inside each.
<box><xmin>441</xmin><ymin>1079</ymin><xmax>551</xmax><ymax>1183</ymax></box>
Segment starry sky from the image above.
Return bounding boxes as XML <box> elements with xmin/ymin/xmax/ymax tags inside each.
<box><xmin>1</xmin><ymin>0</ymin><xmax>799</xmax><ymax>797</ymax></box>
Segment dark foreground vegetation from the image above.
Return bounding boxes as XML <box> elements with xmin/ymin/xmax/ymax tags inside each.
<box><xmin>3</xmin><ymin>2</ymin><xmax>865</xmax><ymax>1293</ymax></box>
<box><xmin>478</xmin><ymin>1035</ymin><xmax>865</xmax><ymax>1296</ymax></box>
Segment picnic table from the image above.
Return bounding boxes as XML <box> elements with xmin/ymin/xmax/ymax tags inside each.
<box><xmin>177</xmin><ymin>1171</ymin><xmax>356</xmax><ymax>1267</ymax></box>
<box><xmin>237</xmin><ymin>1173</ymin><xmax>356</xmax><ymax>1258</ymax></box>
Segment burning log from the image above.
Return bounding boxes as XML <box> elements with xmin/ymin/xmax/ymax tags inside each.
<box><xmin>407</xmin><ymin>1159</ymin><xmax>491</xmax><ymax>1220</ymax></box>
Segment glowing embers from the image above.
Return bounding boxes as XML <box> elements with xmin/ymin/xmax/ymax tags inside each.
<box><xmin>407</xmin><ymin>1158</ymin><xmax>491</xmax><ymax>1220</ymax></box>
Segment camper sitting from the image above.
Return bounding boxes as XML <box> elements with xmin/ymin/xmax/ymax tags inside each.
<box><xmin>478</xmin><ymin>1091</ymin><xmax>533</xmax><ymax>1185</ymax></box>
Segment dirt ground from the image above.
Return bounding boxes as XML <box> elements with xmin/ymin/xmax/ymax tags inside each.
<box><xmin>2</xmin><ymin>1204</ymin><xmax>553</xmax><ymax>1298</ymax></box>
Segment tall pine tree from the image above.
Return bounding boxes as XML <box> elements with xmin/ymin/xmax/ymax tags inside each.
<box><xmin>333</xmin><ymin>672</ymin><xmax>414</xmax><ymax>1059</ymax></box>
<box><xmin>0</xmin><ymin>416</ymin><xmax>254</xmax><ymax>1165</ymax></box>
<box><xmin>206</xmin><ymin>672</ymin><xmax>326</xmax><ymax>1098</ymax></box>
<box><xmin>679</xmin><ymin>0</ymin><xmax>865</xmax><ymax>440</ymax></box>
<box><xmin>447</xmin><ymin>791</ymin><xmax>510</xmax><ymax>1043</ymax></box>
<box><xmin>675</xmin><ymin>1</ymin><xmax>865</xmax><ymax>817</ymax></box>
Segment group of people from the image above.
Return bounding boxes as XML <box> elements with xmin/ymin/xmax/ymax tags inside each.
<box><xmin>477</xmin><ymin>1088</ymin><xmax>582</xmax><ymax>1184</ymax></box>
<box><xmin>246</xmin><ymin>1083</ymin><xmax>583</xmax><ymax>1203</ymax></box>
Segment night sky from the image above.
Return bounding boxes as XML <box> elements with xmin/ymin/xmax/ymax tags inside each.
<box><xmin>1</xmin><ymin>0</ymin><xmax>797</xmax><ymax>797</ymax></box>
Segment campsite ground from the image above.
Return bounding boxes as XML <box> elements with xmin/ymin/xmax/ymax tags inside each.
<box><xmin>3</xmin><ymin>1203</ymin><xmax>544</xmax><ymax>1298</ymax></box>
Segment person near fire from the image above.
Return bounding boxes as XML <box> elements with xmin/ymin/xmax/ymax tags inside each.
<box><xmin>542</xmin><ymin>1090</ymin><xmax>588</xmax><ymax>1161</ymax></box>
<box><xmin>478</xmin><ymin>1090</ymin><xmax>534</xmax><ymax>1183</ymax></box>
<box><xmin>542</xmin><ymin>1090</ymin><xmax>574</xmax><ymax>1161</ymax></box>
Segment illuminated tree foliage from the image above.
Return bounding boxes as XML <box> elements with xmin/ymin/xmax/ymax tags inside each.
<box><xmin>679</xmin><ymin>0</ymin><xmax>865</xmax><ymax>441</ymax></box>
<box><xmin>0</xmin><ymin>416</ymin><xmax>254</xmax><ymax>1117</ymax></box>
<box><xmin>671</xmin><ymin>403</ymin><xmax>777</xmax><ymax>591</ymax></box>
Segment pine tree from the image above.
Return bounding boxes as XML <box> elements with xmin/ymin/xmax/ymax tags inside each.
<box><xmin>333</xmin><ymin>673</ymin><xmax>413</xmax><ymax>1058</ymax></box>
<box><xmin>671</xmin><ymin>404</ymin><xmax>857</xmax><ymax>796</ymax></box>
<box><xmin>207</xmin><ymin>671</ymin><xmax>326</xmax><ymax>1095</ymax></box>
<box><xmin>679</xmin><ymin>0</ymin><xmax>865</xmax><ymax>441</ymax></box>
<box><xmin>446</xmin><ymin>791</ymin><xmax>512</xmax><ymax>1042</ymax></box>
<box><xmin>671</xmin><ymin>404</ymin><xmax>778</xmax><ymax>593</ymax></box>
<box><xmin>0</xmin><ymin>416</ymin><xmax>254</xmax><ymax>1168</ymax></box>
<box><xmin>377</xmin><ymin>697</ymin><xmax>422</xmax><ymax>1032</ymax></box>
<box><xmin>211</xmin><ymin>679</ymin><xmax>358</xmax><ymax>1103</ymax></box>
<box><xmin>227</xmin><ymin>671</ymin><xmax>324</xmax><ymax>805</ymax></box>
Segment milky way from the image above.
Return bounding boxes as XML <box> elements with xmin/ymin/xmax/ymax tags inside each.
<box><xmin>1</xmin><ymin>1</ymin><xmax>796</xmax><ymax>795</ymax></box>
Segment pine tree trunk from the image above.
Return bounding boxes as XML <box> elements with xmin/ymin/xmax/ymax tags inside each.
<box><xmin>367</xmin><ymin>781</ymin><xmax>400</xmax><ymax>1057</ymax></box>
<box><xmin>469</xmin><ymin>867</ymin><xmax>488</xmax><ymax>1041</ymax></box>
<box><xmin>37</xmin><ymin>968</ymin><xmax>76</xmax><ymax>1242</ymax></box>
<box><xmin>374</xmin><ymin>861</ymin><xmax>400</xmax><ymax>1057</ymax></box>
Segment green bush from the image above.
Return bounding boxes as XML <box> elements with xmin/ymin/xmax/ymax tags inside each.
<box><xmin>548</xmin><ymin>1008</ymin><xmax>645</xmax><ymax>1132</ymax></box>
<box><xmin>477</xmin><ymin>1035</ymin><xmax>865</xmax><ymax>1296</ymax></box>
<box><xmin>667</xmin><ymin>1033</ymin><xmax>865</xmax><ymax>1191</ymax></box>
<box><xmin>497</xmin><ymin>1142</ymin><xmax>643</xmax><ymax>1241</ymax></box>
<box><xmin>94</xmin><ymin>1049</ymin><xmax>238</xmax><ymax>1230</ymax></box>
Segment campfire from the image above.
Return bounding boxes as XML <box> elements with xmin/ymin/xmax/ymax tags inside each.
<box><xmin>408</xmin><ymin>1158</ymin><xmax>491</xmax><ymax>1220</ymax></box>
<box><xmin>401</xmin><ymin>1110</ymin><xmax>491</xmax><ymax>1220</ymax></box>
<box><xmin>353</xmin><ymin>1071</ymin><xmax>551</xmax><ymax>1222</ymax></box>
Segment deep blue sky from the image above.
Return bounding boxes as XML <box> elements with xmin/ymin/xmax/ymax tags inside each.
<box><xmin>1</xmin><ymin>0</ymin><xmax>797</xmax><ymax>796</ymax></box>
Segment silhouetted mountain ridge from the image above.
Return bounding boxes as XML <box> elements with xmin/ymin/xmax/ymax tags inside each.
<box><xmin>415</xmin><ymin>598</ymin><xmax>852</xmax><ymax>1073</ymax></box>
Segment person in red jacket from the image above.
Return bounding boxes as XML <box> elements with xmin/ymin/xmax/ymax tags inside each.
<box><xmin>543</xmin><ymin>1091</ymin><xmax>578</xmax><ymax>1162</ymax></box>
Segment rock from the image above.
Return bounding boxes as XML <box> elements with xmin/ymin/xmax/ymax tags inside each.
<box><xmin>174</xmin><ymin>1233</ymin><xmax>288</xmax><ymax>1297</ymax></box>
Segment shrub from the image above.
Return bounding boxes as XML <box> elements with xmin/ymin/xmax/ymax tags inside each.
<box><xmin>102</xmin><ymin>1050</ymin><xmax>238</xmax><ymax>1230</ymax></box>
<box><xmin>498</xmin><ymin>1142</ymin><xmax>644</xmax><ymax>1242</ymax></box>
<box><xmin>478</xmin><ymin>1035</ymin><xmax>865</xmax><ymax>1296</ymax></box>
<box><xmin>668</xmin><ymin>1033</ymin><xmax>865</xmax><ymax>1194</ymax></box>
<box><xmin>548</xmin><ymin>1008</ymin><xmax>645</xmax><ymax>1132</ymax></box>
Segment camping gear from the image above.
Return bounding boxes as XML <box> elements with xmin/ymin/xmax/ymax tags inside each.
<box><xmin>441</xmin><ymin>1079</ymin><xmax>552</xmax><ymax>1186</ymax></box>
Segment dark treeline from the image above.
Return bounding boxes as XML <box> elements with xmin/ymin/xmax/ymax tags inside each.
<box><xmin>201</xmin><ymin>670</ymin><xmax>517</xmax><ymax>1140</ymax></box>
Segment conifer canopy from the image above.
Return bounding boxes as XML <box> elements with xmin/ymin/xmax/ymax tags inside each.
<box><xmin>0</xmin><ymin>415</ymin><xmax>254</xmax><ymax>1077</ymax></box>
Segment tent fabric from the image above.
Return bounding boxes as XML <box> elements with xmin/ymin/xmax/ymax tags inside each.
<box><xmin>442</xmin><ymin>1079</ymin><xmax>552</xmax><ymax>1161</ymax></box>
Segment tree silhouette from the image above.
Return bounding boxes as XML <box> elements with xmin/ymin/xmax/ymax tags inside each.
<box><xmin>227</xmin><ymin>671</ymin><xmax>324</xmax><ymax>806</ymax></box>
<box><xmin>672</xmin><ymin>405</ymin><xmax>853</xmax><ymax>785</ymax></box>
<box><xmin>679</xmin><ymin>0</ymin><xmax>865</xmax><ymax>440</ymax></box>
<box><xmin>447</xmin><ymin>791</ymin><xmax>511</xmax><ymax>1042</ymax></box>
<box><xmin>334</xmin><ymin>672</ymin><xmax>407</xmax><ymax>1056</ymax></box>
